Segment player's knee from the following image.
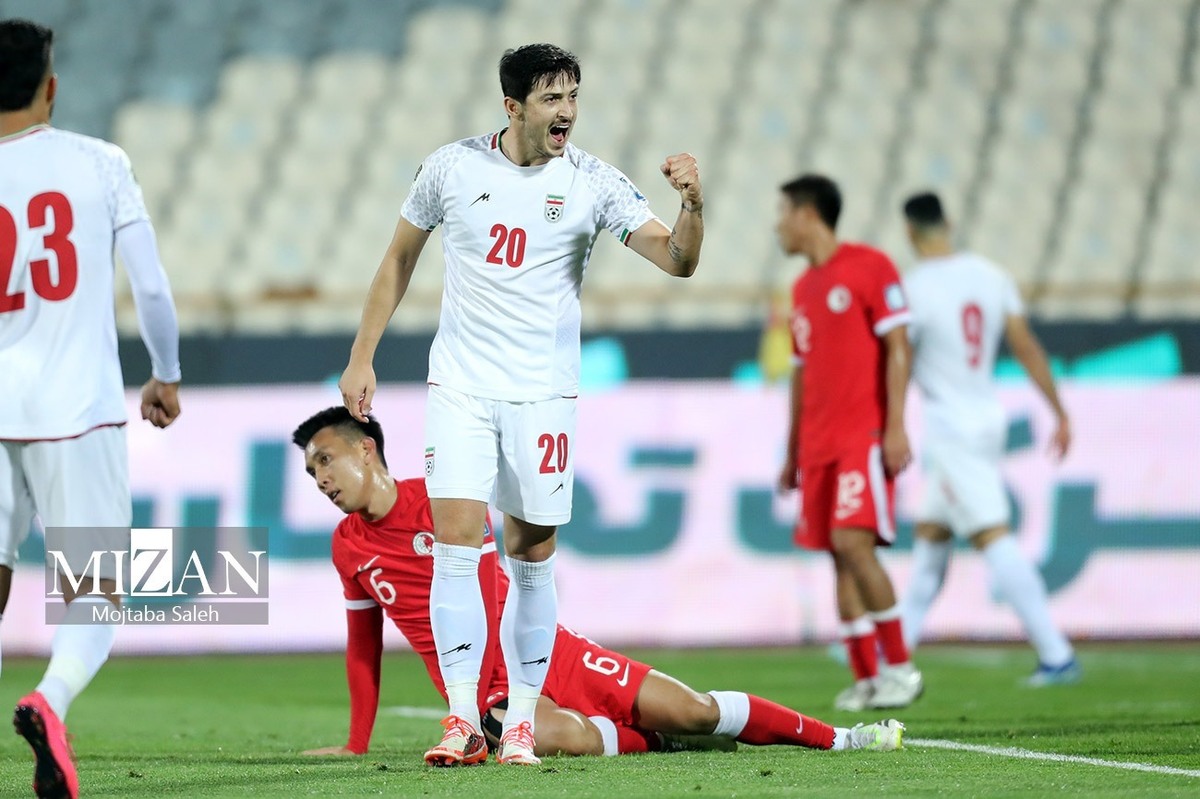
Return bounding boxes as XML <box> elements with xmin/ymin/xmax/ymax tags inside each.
<box><xmin>675</xmin><ymin>690</ymin><xmax>720</xmax><ymax>734</ymax></box>
<box><xmin>545</xmin><ymin>716</ymin><xmax>604</xmax><ymax>756</ymax></box>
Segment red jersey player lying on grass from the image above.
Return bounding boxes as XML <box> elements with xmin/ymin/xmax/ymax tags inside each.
<box><xmin>291</xmin><ymin>407</ymin><xmax>904</xmax><ymax>763</ymax></box>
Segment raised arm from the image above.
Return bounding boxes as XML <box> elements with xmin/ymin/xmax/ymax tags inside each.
<box><xmin>881</xmin><ymin>326</ymin><xmax>913</xmax><ymax>476</ymax></box>
<box><xmin>339</xmin><ymin>219</ymin><xmax>432</xmax><ymax>421</ymax></box>
<box><xmin>1004</xmin><ymin>314</ymin><xmax>1071</xmax><ymax>458</ymax></box>
<box><xmin>626</xmin><ymin>153</ymin><xmax>704</xmax><ymax>277</ymax></box>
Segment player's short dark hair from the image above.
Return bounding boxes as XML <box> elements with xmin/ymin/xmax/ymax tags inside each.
<box><xmin>499</xmin><ymin>43</ymin><xmax>581</xmax><ymax>102</ymax></box>
<box><xmin>903</xmin><ymin>191</ymin><xmax>949</xmax><ymax>228</ymax></box>
<box><xmin>0</xmin><ymin>19</ymin><xmax>53</xmax><ymax>112</ymax></box>
<box><xmin>780</xmin><ymin>174</ymin><xmax>842</xmax><ymax>230</ymax></box>
<box><xmin>292</xmin><ymin>406</ymin><xmax>388</xmax><ymax>468</ymax></box>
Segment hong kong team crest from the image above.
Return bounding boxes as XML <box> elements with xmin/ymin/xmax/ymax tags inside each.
<box><xmin>424</xmin><ymin>447</ymin><xmax>435</xmax><ymax>477</ymax></box>
<box><xmin>413</xmin><ymin>532</ymin><xmax>435</xmax><ymax>556</ymax></box>
<box><xmin>827</xmin><ymin>285</ymin><xmax>852</xmax><ymax>313</ymax></box>
<box><xmin>544</xmin><ymin>194</ymin><xmax>564</xmax><ymax>222</ymax></box>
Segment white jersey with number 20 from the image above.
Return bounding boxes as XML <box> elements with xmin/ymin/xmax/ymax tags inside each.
<box><xmin>0</xmin><ymin>125</ymin><xmax>148</xmax><ymax>440</ymax></box>
<box><xmin>401</xmin><ymin>132</ymin><xmax>657</xmax><ymax>402</ymax></box>
<box><xmin>904</xmin><ymin>252</ymin><xmax>1024</xmax><ymax>448</ymax></box>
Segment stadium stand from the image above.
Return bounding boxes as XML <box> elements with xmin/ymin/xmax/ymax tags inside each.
<box><xmin>1</xmin><ymin>0</ymin><xmax>1196</xmax><ymax>331</ymax></box>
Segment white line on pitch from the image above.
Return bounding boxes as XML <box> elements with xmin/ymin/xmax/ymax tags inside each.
<box><xmin>382</xmin><ymin>706</ymin><xmax>446</xmax><ymax>719</ymax></box>
<box><xmin>908</xmin><ymin>738</ymin><xmax>1200</xmax><ymax>778</ymax></box>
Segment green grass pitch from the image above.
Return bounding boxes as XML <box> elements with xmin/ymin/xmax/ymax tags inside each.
<box><xmin>1</xmin><ymin>643</ymin><xmax>1198</xmax><ymax>797</ymax></box>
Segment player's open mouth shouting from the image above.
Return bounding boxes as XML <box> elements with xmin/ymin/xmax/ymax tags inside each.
<box><xmin>549</xmin><ymin>120</ymin><xmax>570</xmax><ymax>149</ymax></box>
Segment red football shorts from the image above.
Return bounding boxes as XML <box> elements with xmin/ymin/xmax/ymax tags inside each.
<box><xmin>540</xmin><ymin>626</ymin><xmax>652</xmax><ymax>726</ymax></box>
<box><xmin>795</xmin><ymin>440</ymin><xmax>896</xmax><ymax>551</ymax></box>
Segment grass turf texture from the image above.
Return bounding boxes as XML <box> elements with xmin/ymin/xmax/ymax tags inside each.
<box><xmin>1</xmin><ymin>643</ymin><xmax>1198</xmax><ymax>798</ymax></box>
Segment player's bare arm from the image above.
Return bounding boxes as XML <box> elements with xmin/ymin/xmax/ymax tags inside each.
<box><xmin>340</xmin><ymin>220</ymin><xmax>432</xmax><ymax>421</ymax></box>
<box><xmin>778</xmin><ymin>364</ymin><xmax>804</xmax><ymax>491</ymax></box>
<box><xmin>881</xmin><ymin>326</ymin><xmax>913</xmax><ymax>476</ymax></box>
<box><xmin>1004</xmin><ymin>314</ymin><xmax>1071</xmax><ymax>458</ymax></box>
<box><xmin>627</xmin><ymin>153</ymin><xmax>703</xmax><ymax>277</ymax></box>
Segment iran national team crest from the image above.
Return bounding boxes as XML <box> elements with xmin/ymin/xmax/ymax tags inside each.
<box><xmin>424</xmin><ymin>447</ymin><xmax>435</xmax><ymax>477</ymax></box>
<box><xmin>544</xmin><ymin>194</ymin><xmax>565</xmax><ymax>222</ymax></box>
<box><xmin>827</xmin><ymin>285</ymin><xmax>852</xmax><ymax>313</ymax></box>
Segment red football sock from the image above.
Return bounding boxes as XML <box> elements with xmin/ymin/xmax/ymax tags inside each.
<box><xmin>874</xmin><ymin>616</ymin><xmax>910</xmax><ymax>666</ymax></box>
<box><xmin>616</xmin><ymin>725</ymin><xmax>659</xmax><ymax>753</ymax></box>
<box><xmin>738</xmin><ymin>695</ymin><xmax>835</xmax><ymax>749</ymax></box>
<box><xmin>844</xmin><ymin>631</ymin><xmax>879</xmax><ymax>681</ymax></box>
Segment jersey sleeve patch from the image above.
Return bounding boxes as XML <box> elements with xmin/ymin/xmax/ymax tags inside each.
<box><xmin>575</xmin><ymin>149</ymin><xmax>657</xmax><ymax>239</ymax></box>
<box><xmin>400</xmin><ymin>140</ymin><xmax>479</xmax><ymax>231</ymax></box>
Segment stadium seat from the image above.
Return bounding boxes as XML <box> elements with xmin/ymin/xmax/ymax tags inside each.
<box><xmin>215</xmin><ymin>57</ymin><xmax>305</xmax><ymax>112</ymax></box>
<box><xmin>58</xmin><ymin>0</ymin><xmax>1197</xmax><ymax>329</ymax></box>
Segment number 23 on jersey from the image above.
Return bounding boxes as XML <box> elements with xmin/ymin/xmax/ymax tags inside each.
<box><xmin>0</xmin><ymin>192</ymin><xmax>79</xmax><ymax>313</ymax></box>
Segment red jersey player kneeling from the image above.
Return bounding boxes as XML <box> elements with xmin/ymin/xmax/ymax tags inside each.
<box><xmin>291</xmin><ymin>407</ymin><xmax>905</xmax><ymax>764</ymax></box>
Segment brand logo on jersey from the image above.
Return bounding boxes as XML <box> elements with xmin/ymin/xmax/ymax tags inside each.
<box><xmin>413</xmin><ymin>163</ymin><xmax>423</xmax><ymax>182</ymax></box>
<box><xmin>885</xmin><ymin>282</ymin><xmax>906</xmax><ymax>310</ymax></box>
<box><xmin>827</xmin><ymin>285</ymin><xmax>852</xmax><ymax>313</ymax></box>
<box><xmin>469</xmin><ymin>191</ymin><xmax>491</xmax><ymax>207</ymax></box>
<box><xmin>544</xmin><ymin>194</ymin><xmax>565</xmax><ymax>222</ymax></box>
<box><xmin>413</xmin><ymin>532</ymin><xmax>434</xmax><ymax>556</ymax></box>
<box><xmin>424</xmin><ymin>447</ymin><xmax>435</xmax><ymax>477</ymax></box>
<box><xmin>356</xmin><ymin>555</ymin><xmax>381</xmax><ymax>574</ymax></box>
<box><xmin>619</xmin><ymin>176</ymin><xmax>645</xmax><ymax>201</ymax></box>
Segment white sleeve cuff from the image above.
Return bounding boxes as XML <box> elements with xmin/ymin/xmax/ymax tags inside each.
<box><xmin>874</xmin><ymin>311</ymin><xmax>912</xmax><ymax>337</ymax></box>
<box><xmin>345</xmin><ymin>598</ymin><xmax>379</xmax><ymax>610</ymax></box>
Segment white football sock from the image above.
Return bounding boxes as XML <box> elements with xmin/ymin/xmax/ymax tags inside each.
<box><xmin>707</xmin><ymin>691</ymin><xmax>750</xmax><ymax>737</ymax></box>
<box><xmin>588</xmin><ymin>716</ymin><xmax>620</xmax><ymax>756</ymax></box>
<box><xmin>901</xmin><ymin>537</ymin><xmax>951</xmax><ymax>652</ymax></box>
<box><xmin>500</xmin><ymin>554</ymin><xmax>557</xmax><ymax>732</ymax></box>
<box><xmin>983</xmin><ymin>535</ymin><xmax>1074</xmax><ymax>666</ymax></box>
<box><xmin>36</xmin><ymin>597</ymin><xmax>117</xmax><ymax>720</ymax></box>
<box><xmin>430</xmin><ymin>542</ymin><xmax>486</xmax><ymax>729</ymax></box>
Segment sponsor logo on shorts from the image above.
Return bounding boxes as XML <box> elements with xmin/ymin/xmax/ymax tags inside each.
<box><xmin>827</xmin><ymin>285</ymin><xmax>852</xmax><ymax>313</ymax></box>
<box><xmin>413</xmin><ymin>532</ymin><xmax>434</xmax><ymax>556</ymax></box>
<box><xmin>424</xmin><ymin>447</ymin><xmax>435</xmax><ymax>477</ymax></box>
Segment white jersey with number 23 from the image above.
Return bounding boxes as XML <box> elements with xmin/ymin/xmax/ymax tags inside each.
<box><xmin>401</xmin><ymin>132</ymin><xmax>657</xmax><ymax>402</ymax></box>
<box><xmin>0</xmin><ymin>125</ymin><xmax>148</xmax><ymax>440</ymax></box>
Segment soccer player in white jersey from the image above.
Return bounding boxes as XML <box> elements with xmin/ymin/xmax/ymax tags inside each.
<box><xmin>338</xmin><ymin>43</ymin><xmax>703</xmax><ymax>767</ymax></box>
<box><xmin>1</xmin><ymin>19</ymin><xmax>182</xmax><ymax>799</ymax></box>
<box><xmin>897</xmin><ymin>192</ymin><xmax>1079</xmax><ymax>686</ymax></box>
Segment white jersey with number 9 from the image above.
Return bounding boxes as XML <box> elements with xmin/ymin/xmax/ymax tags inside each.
<box><xmin>904</xmin><ymin>251</ymin><xmax>1024</xmax><ymax>449</ymax></box>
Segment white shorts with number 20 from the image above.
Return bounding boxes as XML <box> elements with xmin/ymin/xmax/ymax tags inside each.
<box><xmin>424</xmin><ymin>384</ymin><xmax>575</xmax><ymax>526</ymax></box>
